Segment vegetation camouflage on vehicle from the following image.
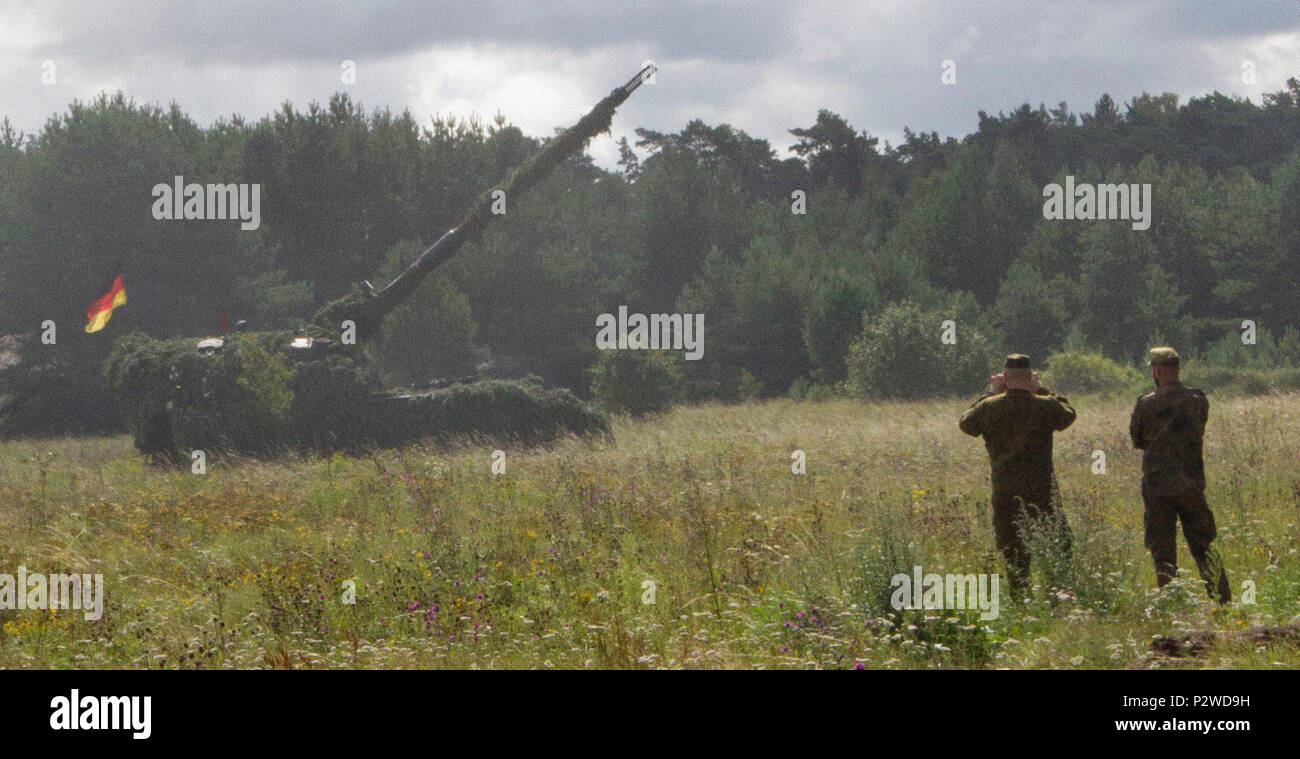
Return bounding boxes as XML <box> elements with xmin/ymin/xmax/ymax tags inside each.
<box><xmin>103</xmin><ymin>65</ymin><xmax>656</xmax><ymax>457</ymax></box>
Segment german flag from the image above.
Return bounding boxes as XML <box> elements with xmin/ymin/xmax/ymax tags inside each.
<box><xmin>85</xmin><ymin>274</ymin><xmax>127</xmax><ymax>333</ymax></box>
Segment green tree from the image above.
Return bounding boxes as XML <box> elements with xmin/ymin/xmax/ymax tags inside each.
<box><xmin>988</xmin><ymin>260</ymin><xmax>1070</xmax><ymax>362</ymax></box>
<box><xmin>846</xmin><ymin>300</ymin><xmax>995</xmax><ymax>399</ymax></box>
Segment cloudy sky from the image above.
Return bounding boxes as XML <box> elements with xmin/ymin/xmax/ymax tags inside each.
<box><xmin>2</xmin><ymin>0</ymin><xmax>1299</xmax><ymax>168</ymax></box>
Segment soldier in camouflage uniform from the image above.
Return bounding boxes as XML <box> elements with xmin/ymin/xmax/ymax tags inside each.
<box><xmin>960</xmin><ymin>354</ymin><xmax>1076</xmax><ymax>590</ymax></box>
<box><xmin>1130</xmin><ymin>347</ymin><xmax>1231</xmax><ymax>603</ymax></box>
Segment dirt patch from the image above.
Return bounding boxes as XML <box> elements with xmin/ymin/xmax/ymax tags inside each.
<box><xmin>1149</xmin><ymin>623</ymin><xmax>1300</xmax><ymax>658</ymax></box>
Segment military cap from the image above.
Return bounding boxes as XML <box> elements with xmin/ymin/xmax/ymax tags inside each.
<box><xmin>1147</xmin><ymin>346</ymin><xmax>1180</xmax><ymax>366</ymax></box>
<box><xmin>1004</xmin><ymin>354</ymin><xmax>1031</xmax><ymax>369</ymax></box>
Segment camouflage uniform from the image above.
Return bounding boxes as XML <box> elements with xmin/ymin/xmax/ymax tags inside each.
<box><xmin>1130</xmin><ymin>352</ymin><xmax>1230</xmax><ymax>602</ymax></box>
<box><xmin>960</xmin><ymin>370</ymin><xmax>1076</xmax><ymax>589</ymax></box>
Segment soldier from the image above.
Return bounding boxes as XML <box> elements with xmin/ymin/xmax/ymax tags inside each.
<box><xmin>960</xmin><ymin>354</ymin><xmax>1076</xmax><ymax>591</ymax></box>
<box><xmin>1130</xmin><ymin>347</ymin><xmax>1231</xmax><ymax>603</ymax></box>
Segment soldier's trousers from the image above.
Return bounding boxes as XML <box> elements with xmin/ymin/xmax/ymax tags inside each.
<box><xmin>992</xmin><ymin>491</ymin><xmax>1071</xmax><ymax>592</ymax></box>
<box><xmin>1142</xmin><ymin>484</ymin><xmax>1230</xmax><ymax>603</ymax></box>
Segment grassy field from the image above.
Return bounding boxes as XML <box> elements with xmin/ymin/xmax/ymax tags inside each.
<box><xmin>1</xmin><ymin>393</ymin><xmax>1298</xmax><ymax>669</ymax></box>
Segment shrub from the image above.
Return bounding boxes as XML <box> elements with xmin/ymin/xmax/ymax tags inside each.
<box><xmin>590</xmin><ymin>349</ymin><xmax>683</xmax><ymax>416</ymax></box>
<box><xmin>1040</xmin><ymin>351</ymin><xmax>1144</xmax><ymax>396</ymax></box>
<box><xmin>804</xmin><ymin>383</ymin><xmax>839</xmax><ymax>402</ymax></box>
<box><xmin>1182</xmin><ymin>362</ymin><xmax>1235</xmax><ymax>392</ymax></box>
<box><xmin>736</xmin><ymin>369</ymin><xmax>764</xmax><ymax>401</ymax></box>
<box><xmin>1236</xmin><ymin>371</ymin><xmax>1272</xmax><ymax>396</ymax></box>
<box><xmin>788</xmin><ymin>378</ymin><xmax>839</xmax><ymax>402</ymax></box>
<box><xmin>845</xmin><ymin>300</ymin><xmax>994</xmax><ymax>399</ymax></box>
<box><xmin>0</xmin><ymin>334</ymin><xmax>121</xmax><ymax>436</ymax></box>
<box><xmin>1274</xmin><ymin>368</ymin><xmax>1300</xmax><ymax>391</ymax></box>
<box><xmin>1183</xmin><ymin>364</ymin><xmax>1300</xmax><ymax>396</ymax></box>
<box><xmin>1196</xmin><ymin>326</ymin><xmax>1300</xmax><ymax>369</ymax></box>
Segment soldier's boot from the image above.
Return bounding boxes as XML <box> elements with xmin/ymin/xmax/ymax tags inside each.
<box><xmin>1150</xmin><ymin>551</ymin><xmax>1177</xmax><ymax>590</ymax></box>
<box><xmin>1179</xmin><ymin>496</ymin><xmax>1230</xmax><ymax>604</ymax></box>
<box><xmin>1189</xmin><ymin>543</ymin><xmax>1231</xmax><ymax>604</ymax></box>
<box><xmin>1149</xmin><ymin>538</ymin><xmax>1178</xmax><ymax>590</ymax></box>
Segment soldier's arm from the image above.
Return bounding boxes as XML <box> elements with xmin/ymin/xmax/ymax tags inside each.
<box><xmin>1051</xmin><ymin>394</ymin><xmax>1077</xmax><ymax>431</ymax></box>
<box><xmin>959</xmin><ymin>397</ymin><xmax>986</xmax><ymax>436</ymax></box>
<box><xmin>1129</xmin><ymin>397</ymin><xmax>1146</xmax><ymax>449</ymax></box>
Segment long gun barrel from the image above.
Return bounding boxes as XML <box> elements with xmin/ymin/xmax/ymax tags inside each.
<box><xmin>314</xmin><ymin>64</ymin><xmax>657</xmax><ymax>333</ymax></box>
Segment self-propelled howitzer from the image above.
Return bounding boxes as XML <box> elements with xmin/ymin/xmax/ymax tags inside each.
<box><xmin>106</xmin><ymin>65</ymin><xmax>655</xmax><ymax>458</ymax></box>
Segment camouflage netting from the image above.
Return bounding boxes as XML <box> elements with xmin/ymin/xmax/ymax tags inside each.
<box><xmin>105</xmin><ymin>332</ymin><xmax>610</xmax><ymax>457</ymax></box>
<box><xmin>105</xmin><ymin>331</ymin><xmax>306</xmax><ymax>456</ymax></box>
<box><xmin>365</xmin><ymin>380</ymin><xmax>611</xmax><ymax>447</ymax></box>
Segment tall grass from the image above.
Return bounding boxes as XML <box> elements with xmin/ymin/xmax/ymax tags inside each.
<box><xmin>0</xmin><ymin>393</ymin><xmax>1296</xmax><ymax>669</ymax></box>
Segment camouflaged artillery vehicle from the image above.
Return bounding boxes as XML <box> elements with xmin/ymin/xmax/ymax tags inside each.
<box><xmin>104</xmin><ymin>65</ymin><xmax>656</xmax><ymax>459</ymax></box>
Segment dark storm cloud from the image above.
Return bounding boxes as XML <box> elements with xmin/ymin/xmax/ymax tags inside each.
<box><xmin>23</xmin><ymin>1</ymin><xmax>800</xmax><ymax>65</ymax></box>
<box><xmin>1143</xmin><ymin>0</ymin><xmax>1300</xmax><ymax>39</ymax></box>
<box><xmin>3</xmin><ymin>0</ymin><xmax>1299</xmax><ymax>167</ymax></box>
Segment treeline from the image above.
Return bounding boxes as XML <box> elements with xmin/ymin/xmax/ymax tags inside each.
<box><xmin>3</xmin><ymin>79</ymin><xmax>1300</xmax><ymax>433</ymax></box>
